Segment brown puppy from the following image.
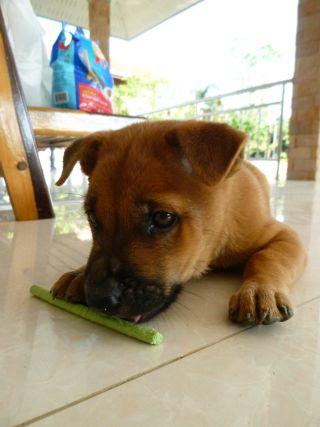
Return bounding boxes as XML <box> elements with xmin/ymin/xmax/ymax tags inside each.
<box><xmin>51</xmin><ymin>120</ymin><xmax>307</xmax><ymax>325</ymax></box>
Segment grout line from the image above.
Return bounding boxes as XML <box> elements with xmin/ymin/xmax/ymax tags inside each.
<box><xmin>296</xmin><ymin>294</ymin><xmax>320</xmax><ymax>308</ymax></box>
<box><xmin>14</xmin><ymin>294</ymin><xmax>320</xmax><ymax>427</ymax></box>
<box><xmin>13</xmin><ymin>326</ymin><xmax>251</xmax><ymax>427</ymax></box>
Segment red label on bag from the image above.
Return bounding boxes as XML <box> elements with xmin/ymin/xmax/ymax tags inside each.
<box><xmin>78</xmin><ymin>83</ymin><xmax>113</xmax><ymax>114</ymax></box>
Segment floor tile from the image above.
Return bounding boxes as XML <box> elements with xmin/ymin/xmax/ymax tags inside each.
<box><xmin>30</xmin><ymin>298</ymin><xmax>320</xmax><ymax>427</ymax></box>
<box><xmin>0</xmin><ymin>219</ymin><xmax>246</xmax><ymax>426</ymax></box>
<box><xmin>0</xmin><ymin>180</ymin><xmax>319</xmax><ymax>426</ymax></box>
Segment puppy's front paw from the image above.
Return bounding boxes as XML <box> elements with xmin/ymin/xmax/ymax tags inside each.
<box><xmin>229</xmin><ymin>284</ymin><xmax>294</xmax><ymax>325</ymax></box>
<box><xmin>51</xmin><ymin>268</ymin><xmax>86</xmax><ymax>304</ymax></box>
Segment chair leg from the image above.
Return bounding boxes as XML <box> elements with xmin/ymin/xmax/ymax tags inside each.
<box><xmin>0</xmin><ymin>7</ymin><xmax>54</xmax><ymax>221</ymax></box>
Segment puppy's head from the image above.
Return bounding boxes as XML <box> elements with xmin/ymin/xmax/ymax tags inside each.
<box><xmin>57</xmin><ymin>120</ymin><xmax>246</xmax><ymax>322</ymax></box>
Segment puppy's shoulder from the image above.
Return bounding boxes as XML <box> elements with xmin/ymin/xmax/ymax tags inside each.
<box><xmin>240</xmin><ymin>160</ymin><xmax>270</xmax><ymax>196</ymax></box>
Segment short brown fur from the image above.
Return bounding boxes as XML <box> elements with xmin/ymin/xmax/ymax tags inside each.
<box><xmin>51</xmin><ymin>120</ymin><xmax>307</xmax><ymax>325</ymax></box>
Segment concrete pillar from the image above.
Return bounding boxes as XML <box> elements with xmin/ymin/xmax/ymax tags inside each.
<box><xmin>88</xmin><ymin>0</ymin><xmax>111</xmax><ymax>64</ymax></box>
<box><xmin>287</xmin><ymin>0</ymin><xmax>320</xmax><ymax>180</ymax></box>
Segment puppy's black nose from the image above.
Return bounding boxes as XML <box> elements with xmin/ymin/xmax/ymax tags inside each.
<box><xmin>86</xmin><ymin>278</ymin><xmax>123</xmax><ymax>313</ymax></box>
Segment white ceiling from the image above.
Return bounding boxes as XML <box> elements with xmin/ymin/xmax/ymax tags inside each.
<box><xmin>30</xmin><ymin>0</ymin><xmax>203</xmax><ymax>40</ymax></box>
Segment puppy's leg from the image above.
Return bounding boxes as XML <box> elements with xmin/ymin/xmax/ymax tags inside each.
<box><xmin>229</xmin><ymin>222</ymin><xmax>307</xmax><ymax>325</ymax></box>
<box><xmin>51</xmin><ymin>266</ymin><xmax>86</xmax><ymax>303</ymax></box>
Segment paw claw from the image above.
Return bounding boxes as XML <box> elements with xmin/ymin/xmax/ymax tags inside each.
<box><xmin>259</xmin><ymin>309</ymin><xmax>269</xmax><ymax>324</ymax></box>
<box><xmin>243</xmin><ymin>312</ymin><xmax>255</xmax><ymax>325</ymax></box>
<box><xmin>262</xmin><ymin>314</ymin><xmax>279</xmax><ymax>325</ymax></box>
<box><xmin>229</xmin><ymin>286</ymin><xmax>293</xmax><ymax>326</ymax></box>
<box><xmin>279</xmin><ymin>304</ymin><xmax>294</xmax><ymax>321</ymax></box>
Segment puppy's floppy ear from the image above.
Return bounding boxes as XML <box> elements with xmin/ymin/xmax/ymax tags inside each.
<box><xmin>166</xmin><ymin>121</ymin><xmax>247</xmax><ymax>185</ymax></box>
<box><xmin>56</xmin><ymin>135</ymin><xmax>102</xmax><ymax>186</ymax></box>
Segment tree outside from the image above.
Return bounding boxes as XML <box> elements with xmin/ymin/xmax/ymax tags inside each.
<box><xmin>113</xmin><ymin>44</ymin><xmax>290</xmax><ymax>162</ymax></box>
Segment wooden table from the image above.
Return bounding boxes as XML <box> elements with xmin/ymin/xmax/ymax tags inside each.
<box><xmin>29</xmin><ymin>107</ymin><xmax>144</xmax><ymax>148</ymax></box>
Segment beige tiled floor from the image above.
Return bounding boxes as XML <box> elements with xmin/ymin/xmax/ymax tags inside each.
<box><xmin>1</xmin><ymin>180</ymin><xmax>320</xmax><ymax>427</ymax></box>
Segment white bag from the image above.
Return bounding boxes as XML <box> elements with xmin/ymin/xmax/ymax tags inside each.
<box><xmin>1</xmin><ymin>0</ymin><xmax>51</xmax><ymax>106</ymax></box>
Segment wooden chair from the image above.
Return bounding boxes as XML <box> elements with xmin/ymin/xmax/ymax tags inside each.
<box><xmin>0</xmin><ymin>7</ymin><xmax>143</xmax><ymax>221</ymax></box>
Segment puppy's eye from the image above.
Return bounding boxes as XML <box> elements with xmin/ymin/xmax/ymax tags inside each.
<box><xmin>86</xmin><ymin>210</ymin><xmax>99</xmax><ymax>229</ymax></box>
<box><xmin>150</xmin><ymin>211</ymin><xmax>178</xmax><ymax>233</ymax></box>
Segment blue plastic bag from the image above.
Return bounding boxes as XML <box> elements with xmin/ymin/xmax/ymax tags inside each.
<box><xmin>50</xmin><ymin>24</ymin><xmax>113</xmax><ymax>114</ymax></box>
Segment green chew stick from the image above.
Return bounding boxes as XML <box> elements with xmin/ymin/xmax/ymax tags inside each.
<box><xmin>30</xmin><ymin>285</ymin><xmax>163</xmax><ymax>345</ymax></box>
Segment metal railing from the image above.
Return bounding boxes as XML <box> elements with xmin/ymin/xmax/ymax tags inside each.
<box><xmin>142</xmin><ymin>79</ymin><xmax>293</xmax><ymax>181</ymax></box>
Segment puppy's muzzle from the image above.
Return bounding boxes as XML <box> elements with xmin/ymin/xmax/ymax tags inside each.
<box><xmin>84</xmin><ymin>265</ymin><xmax>181</xmax><ymax>323</ymax></box>
<box><xmin>85</xmin><ymin>277</ymin><xmax>123</xmax><ymax>314</ymax></box>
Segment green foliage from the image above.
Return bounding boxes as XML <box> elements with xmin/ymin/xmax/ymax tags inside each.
<box><xmin>229</xmin><ymin>110</ymin><xmax>273</xmax><ymax>159</ymax></box>
<box><xmin>53</xmin><ymin>204</ymin><xmax>88</xmax><ymax>235</ymax></box>
<box><xmin>151</xmin><ymin>104</ymin><xmax>196</xmax><ymax>120</ymax></box>
<box><xmin>243</xmin><ymin>45</ymin><xmax>281</xmax><ymax>68</ymax></box>
<box><xmin>113</xmin><ymin>73</ymin><xmax>172</xmax><ymax>115</ymax></box>
<box><xmin>111</xmin><ymin>43</ymin><xmax>289</xmax><ymax>162</ymax></box>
